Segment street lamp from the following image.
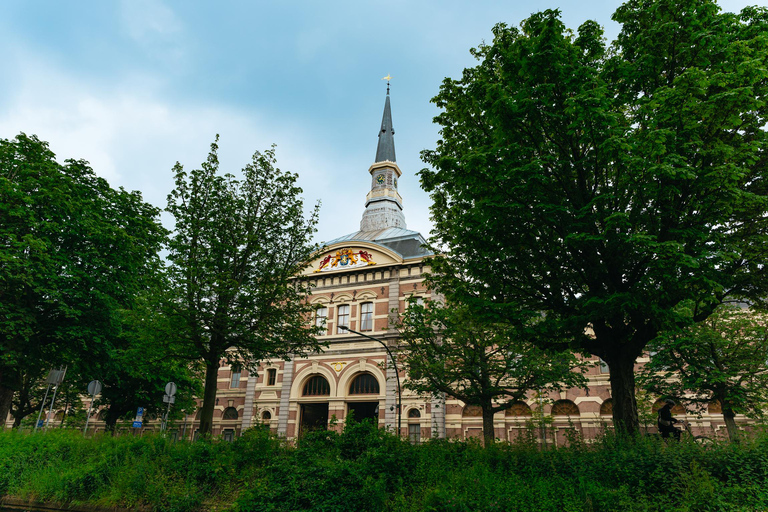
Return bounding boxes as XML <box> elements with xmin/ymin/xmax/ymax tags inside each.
<box><xmin>338</xmin><ymin>325</ymin><xmax>402</xmax><ymax>436</ymax></box>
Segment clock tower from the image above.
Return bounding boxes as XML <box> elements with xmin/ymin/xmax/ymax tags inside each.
<box><xmin>360</xmin><ymin>83</ymin><xmax>406</xmax><ymax>232</ymax></box>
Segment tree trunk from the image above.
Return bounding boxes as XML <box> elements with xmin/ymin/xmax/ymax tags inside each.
<box><xmin>482</xmin><ymin>405</ymin><xmax>495</xmax><ymax>446</ymax></box>
<box><xmin>607</xmin><ymin>353</ymin><xmax>640</xmax><ymax>436</ymax></box>
<box><xmin>0</xmin><ymin>384</ymin><xmax>13</xmax><ymax>429</ymax></box>
<box><xmin>722</xmin><ymin>405</ymin><xmax>739</xmax><ymax>442</ymax></box>
<box><xmin>198</xmin><ymin>359</ymin><xmax>220</xmax><ymax>437</ymax></box>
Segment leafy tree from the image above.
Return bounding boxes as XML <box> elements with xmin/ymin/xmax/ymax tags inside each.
<box><xmin>419</xmin><ymin>2</ymin><xmax>768</xmax><ymax>434</ymax></box>
<box><xmin>165</xmin><ymin>137</ymin><xmax>323</xmax><ymax>435</ymax></box>
<box><xmin>85</xmin><ymin>286</ymin><xmax>202</xmax><ymax>432</ymax></box>
<box><xmin>639</xmin><ymin>304</ymin><xmax>768</xmax><ymax>441</ymax></box>
<box><xmin>399</xmin><ymin>297</ymin><xmax>588</xmax><ymax>445</ymax></box>
<box><xmin>0</xmin><ymin>134</ymin><xmax>168</xmax><ymax>426</ymax></box>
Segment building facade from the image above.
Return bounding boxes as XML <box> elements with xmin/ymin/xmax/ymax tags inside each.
<box><xmin>10</xmin><ymin>87</ymin><xmax>742</xmax><ymax>443</ymax></box>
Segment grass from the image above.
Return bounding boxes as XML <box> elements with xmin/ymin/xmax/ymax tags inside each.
<box><xmin>2</xmin><ymin>422</ymin><xmax>768</xmax><ymax>511</ymax></box>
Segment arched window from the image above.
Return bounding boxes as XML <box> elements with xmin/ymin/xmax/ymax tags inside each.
<box><xmin>302</xmin><ymin>375</ymin><xmax>331</xmax><ymax>396</ymax></box>
<box><xmin>600</xmin><ymin>399</ymin><xmax>613</xmax><ymax>416</ymax></box>
<box><xmin>462</xmin><ymin>405</ymin><xmax>482</xmax><ymax>417</ymax></box>
<box><xmin>195</xmin><ymin>409</ymin><xmax>203</xmax><ymax>420</ymax></box>
<box><xmin>261</xmin><ymin>410</ymin><xmax>272</xmax><ymax>421</ymax></box>
<box><xmin>408</xmin><ymin>408</ymin><xmax>421</xmax><ymax>419</ymax></box>
<box><xmin>222</xmin><ymin>407</ymin><xmax>239</xmax><ymax>420</ymax></box>
<box><xmin>97</xmin><ymin>409</ymin><xmax>108</xmax><ymax>421</ymax></box>
<box><xmin>349</xmin><ymin>373</ymin><xmax>380</xmax><ymax>394</ymax></box>
<box><xmin>505</xmin><ymin>401</ymin><xmax>532</xmax><ymax>417</ymax></box>
<box><xmin>551</xmin><ymin>400</ymin><xmax>579</xmax><ymax>417</ymax></box>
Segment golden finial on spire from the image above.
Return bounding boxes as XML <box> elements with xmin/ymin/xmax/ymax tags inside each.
<box><xmin>382</xmin><ymin>74</ymin><xmax>392</xmax><ymax>94</ymax></box>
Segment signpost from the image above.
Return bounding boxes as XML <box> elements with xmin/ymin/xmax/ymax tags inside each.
<box><xmin>83</xmin><ymin>380</ymin><xmax>102</xmax><ymax>437</ymax></box>
<box><xmin>133</xmin><ymin>407</ymin><xmax>144</xmax><ymax>429</ymax></box>
<box><xmin>161</xmin><ymin>382</ymin><xmax>177</xmax><ymax>433</ymax></box>
<box><xmin>34</xmin><ymin>367</ymin><xmax>67</xmax><ymax>432</ymax></box>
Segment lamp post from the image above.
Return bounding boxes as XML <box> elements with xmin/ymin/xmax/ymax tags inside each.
<box><xmin>338</xmin><ymin>326</ymin><xmax>402</xmax><ymax>436</ymax></box>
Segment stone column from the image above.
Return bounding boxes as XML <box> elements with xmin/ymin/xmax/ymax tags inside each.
<box><xmin>431</xmin><ymin>394</ymin><xmax>446</xmax><ymax>439</ymax></box>
<box><xmin>240</xmin><ymin>368</ymin><xmax>258</xmax><ymax>430</ymax></box>
<box><xmin>277</xmin><ymin>359</ymin><xmax>295</xmax><ymax>437</ymax></box>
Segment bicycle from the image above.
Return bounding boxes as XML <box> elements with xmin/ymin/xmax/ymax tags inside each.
<box><xmin>646</xmin><ymin>420</ymin><xmax>713</xmax><ymax>445</ymax></box>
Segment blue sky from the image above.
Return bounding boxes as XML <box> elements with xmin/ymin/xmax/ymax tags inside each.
<box><xmin>0</xmin><ymin>0</ymin><xmax>757</xmax><ymax>244</ymax></box>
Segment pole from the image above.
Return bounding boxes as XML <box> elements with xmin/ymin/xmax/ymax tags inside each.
<box><xmin>34</xmin><ymin>384</ymin><xmax>53</xmax><ymax>433</ymax></box>
<box><xmin>84</xmin><ymin>399</ymin><xmax>95</xmax><ymax>436</ymax></box>
<box><xmin>44</xmin><ymin>366</ymin><xmax>67</xmax><ymax>430</ymax></box>
<box><xmin>338</xmin><ymin>326</ymin><xmax>402</xmax><ymax>436</ymax></box>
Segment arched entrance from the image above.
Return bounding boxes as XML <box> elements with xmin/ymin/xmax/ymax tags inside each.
<box><xmin>347</xmin><ymin>372</ymin><xmax>381</xmax><ymax>423</ymax></box>
<box><xmin>300</xmin><ymin>375</ymin><xmax>331</xmax><ymax>436</ymax></box>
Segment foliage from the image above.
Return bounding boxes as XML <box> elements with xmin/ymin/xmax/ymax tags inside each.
<box><xmin>639</xmin><ymin>304</ymin><xmax>768</xmax><ymax>441</ymax></box>
<box><xmin>0</xmin><ymin>133</ymin><xmax>168</xmax><ymax>427</ymax></box>
<box><xmin>398</xmin><ymin>298</ymin><xmax>588</xmax><ymax>445</ymax></box>
<box><xmin>419</xmin><ymin>1</ymin><xmax>768</xmax><ymax>435</ymax></box>
<box><xmin>4</xmin><ymin>424</ymin><xmax>768</xmax><ymax>511</ymax></box>
<box><xmin>165</xmin><ymin>137</ymin><xmax>323</xmax><ymax>435</ymax></box>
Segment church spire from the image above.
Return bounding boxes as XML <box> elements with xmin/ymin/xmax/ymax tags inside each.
<box><xmin>375</xmin><ymin>81</ymin><xmax>396</xmax><ymax>163</ymax></box>
<box><xmin>360</xmin><ymin>80</ymin><xmax>406</xmax><ymax>232</ymax></box>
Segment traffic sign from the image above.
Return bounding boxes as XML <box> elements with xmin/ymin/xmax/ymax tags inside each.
<box><xmin>132</xmin><ymin>421</ymin><xmax>142</xmax><ymax>428</ymax></box>
<box><xmin>165</xmin><ymin>382</ymin><xmax>177</xmax><ymax>397</ymax></box>
<box><xmin>163</xmin><ymin>394</ymin><xmax>176</xmax><ymax>404</ymax></box>
<box><xmin>87</xmin><ymin>380</ymin><xmax>102</xmax><ymax>396</ymax></box>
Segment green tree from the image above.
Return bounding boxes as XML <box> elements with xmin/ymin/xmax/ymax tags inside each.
<box><xmin>639</xmin><ymin>304</ymin><xmax>768</xmax><ymax>441</ymax></box>
<box><xmin>0</xmin><ymin>133</ymin><xmax>168</xmax><ymax>426</ymax></box>
<box><xmin>166</xmin><ymin>137</ymin><xmax>323</xmax><ymax>435</ymax></box>
<box><xmin>89</xmin><ymin>289</ymin><xmax>202</xmax><ymax>432</ymax></box>
<box><xmin>399</xmin><ymin>297</ymin><xmax>587</xmax><ymax>445</ymax></box>
<box><xmin>420</xmin><ymin>2</ymin><xmax>768</xmax><ymax>435</ymax></box>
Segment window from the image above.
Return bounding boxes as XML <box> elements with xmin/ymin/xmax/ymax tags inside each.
<box><xmin>261</xmin><ymin>410</ymin><xmax>272</xmax><ymax>421</ymax></box>
<box><xmin>551</xmin><ymin>400</ymin><xmax>580</xmax><ymax>417</ymax></box>
<box><xmin>222</xmin><ymin>429</ymin><xmax>235</xmax><ymax>442</ymax></box>
<box><xmin>302</xmin><ymin>375</ymin><xmax>331</xmax><ymax>396</ymax></box>
<box><xmin>337</xmin><ymin>305</ymin><xmax>350</xmax><ymax>333</ymax></box>
<box><xmin>267</xmin><ymin>368</ymin><xmax>277</xmax><ymax>386</ymax></box>
<box><xmin>408</xmin><ymin>408</ymin><xmax>421</xmax><ymax>419</ymax></box>
<box><xmin>360</xmin><ymin>302</ymin><xmax>374</xmax><ymax>331</ymax></box>
<box><xmin>599</xmin><ymin>358</ymin><xmax>610</xmax><ymax>374</ymax></box>
<box><xmin>230</xmin><ymin>370</ymin><xmax>241</xmax><ymax>388</ymax></box>
<box><xmin>316</xmin><ymin>307</ymin><xmax>328</xmax><ymax>329</ymax></box>
<box><xmin>349</xmin><ymin>373</ymin><xmax>380</xmax><ymax>394</ymax></box>
<box><xmin>409</xmin><ymin>423</ymin><xmax>421</xmax><ymax>444</ymax></box>
<box><xmin>222</xmin><ymin>407</ymin><xmax>239</xmax><ymax>420</ymax></box>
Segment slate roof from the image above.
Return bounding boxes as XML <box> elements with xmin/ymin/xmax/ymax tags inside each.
<box><xmin>323</xmin><ymin>227</ymin><xmax>433</xmax><ymax>260</ymax></box>
<box><xmin>374</xmin><ymin>88</ymin><xmax>396</xmax><ymax>164</ymax></box>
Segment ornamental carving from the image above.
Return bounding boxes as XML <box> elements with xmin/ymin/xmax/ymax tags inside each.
<box><xmin>330</xmin><ymin>362</ymin><xmax>347</xmax><ymax>373</ymax></box>
<box><xmin>315</xmin><ymin>248</ymin><xmax>378</xmax><ymax>273</ymax></box>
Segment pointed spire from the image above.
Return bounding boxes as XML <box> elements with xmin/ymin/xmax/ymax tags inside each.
<box><xmin>375</xmin><ymin>82</ymin><xmax>396</xmax><ymax>163</ymax></box>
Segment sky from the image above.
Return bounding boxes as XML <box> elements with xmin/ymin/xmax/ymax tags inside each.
<box><xmin>0</xmin><ymin>0</ymin><xmax>759</xmax><ymax>244</ymax></box>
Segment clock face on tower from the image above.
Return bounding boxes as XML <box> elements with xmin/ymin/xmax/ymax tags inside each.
<box><xmin>376</xmin><ymin>174</ymin><xmax>385</xmax><ymax>185</ymax></box>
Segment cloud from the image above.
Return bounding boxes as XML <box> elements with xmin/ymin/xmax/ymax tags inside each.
<box><xmin>119</xmin><ymin>0</ymin><xmax>186</xmax><ymax>65</ymax></box>
<box><xmin>0</xmin><ymin>49</ymin><xmax>408</xmax><ymax>244</ymax></box>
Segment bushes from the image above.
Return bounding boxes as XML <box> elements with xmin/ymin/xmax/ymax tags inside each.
<box><xmin>2</xmin><ymin>425</ymin><xmax>768</xmax><ymax>511</ymax></box>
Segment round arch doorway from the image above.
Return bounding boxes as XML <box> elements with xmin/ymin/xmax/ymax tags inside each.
<box><xmin>299</xmin><ymin>375</ymin><xmax>331</xmax><ymax>437</ymax></box>
<box><xmin>347</xmin><ymin>372</ymin><xmax>381</xmax><ymax>423</ymax></box>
